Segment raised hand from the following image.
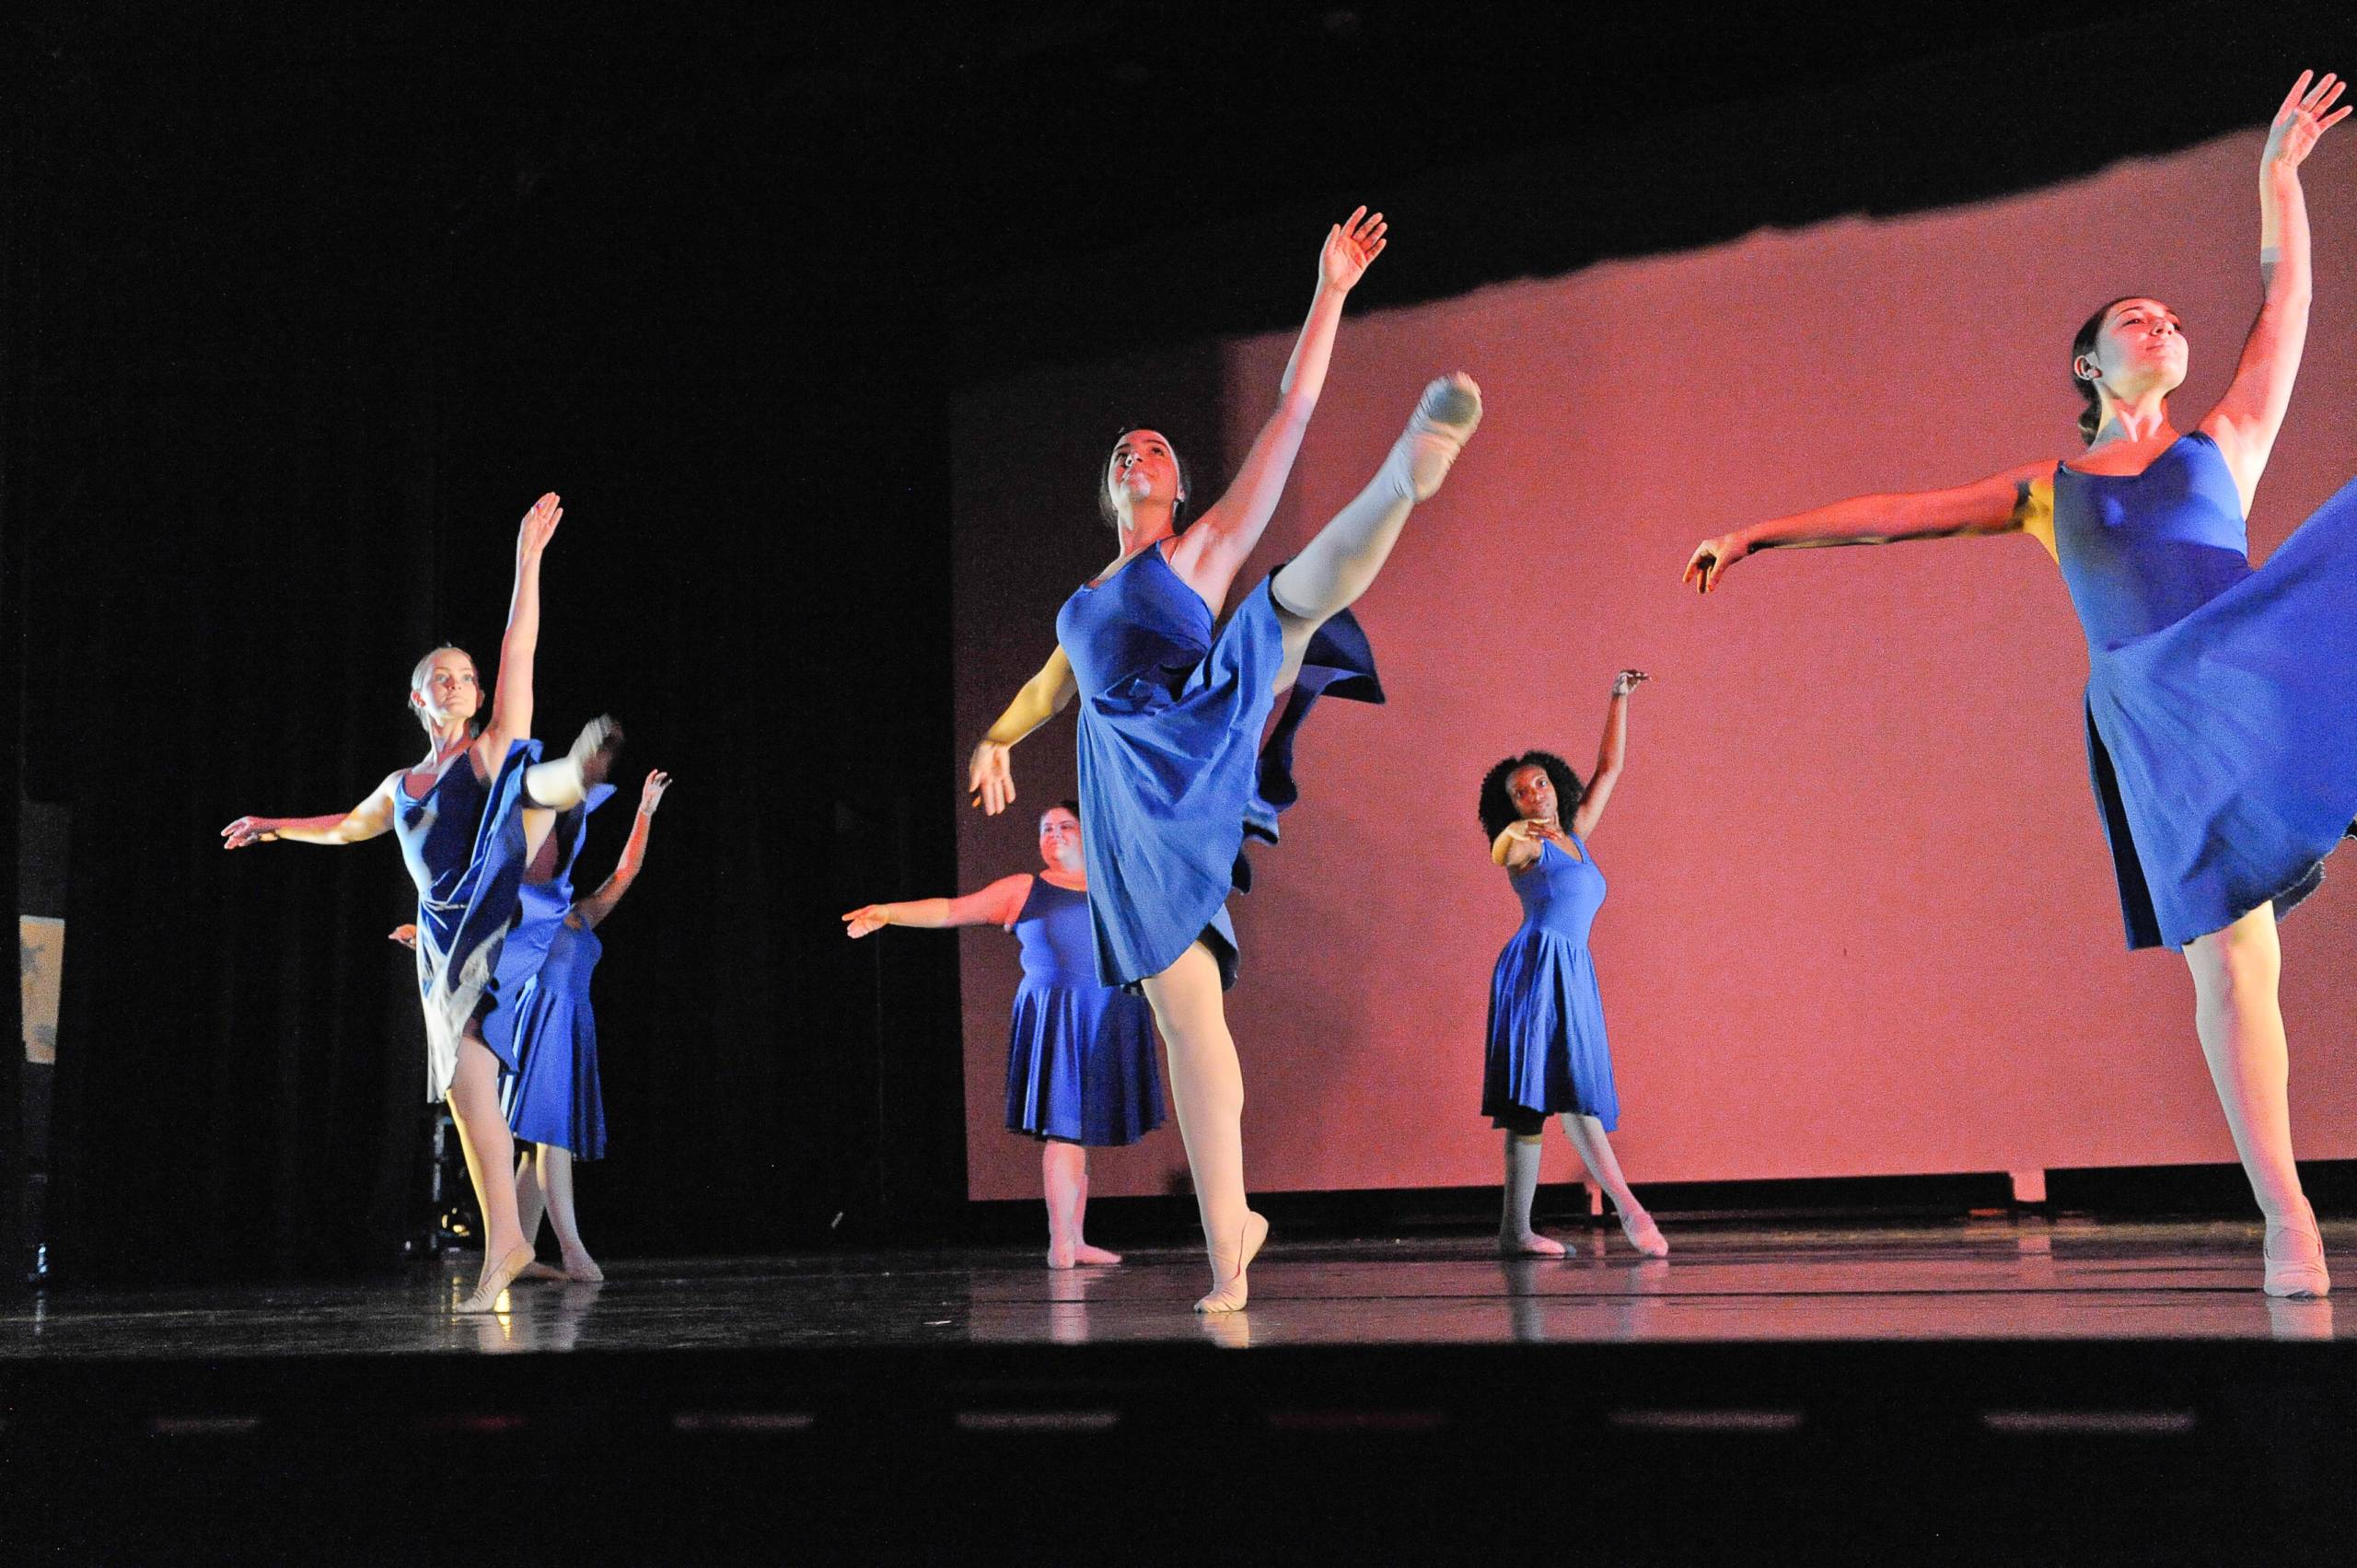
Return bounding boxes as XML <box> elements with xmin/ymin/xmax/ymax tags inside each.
<box><xmin>969</xmin><ymin>738</ymin><xmax>1016</xmax><ymax>815</ymax></box>
<box><xmin>1319</xmin><ymin>207</ymin><xmax>1387</xmax><ymax>293</ymax></box>
<box><xmin>220</xmin><ymin>816</ymin><xmax>278</xmax><ymax>850</ymax></box>
<box><xmin>1682</xmin><ymin>531</ymin><xmax>1750</xmax><ymax>595</ymax></box>
<box><xmin>516</xmin><ymin>492</ymin><xmax>563</xmax><ymax>562</ymax></box>
<box><xmin>842</xmin><ymin>904</ymin><xmax>891</xmax><ymax>939</ymax></box>
<box><xmin>388</xmin><ymin>923</ymin><xmax>419</xmax><ymax>948</ymax></box>
<box><xmin>2266</xmin><ymin>71</ymin><xmax>2349</xmax><ymax>175</ymax></box>
<box><xmin>1611</xmin><ymin>668</ymin><xmax>1651</xmax><ymax>697</ymax></box>
<box><xmin>638</xmin><ymin>768</ymin><xmax>672</xmax><ymax>816</ymax></box>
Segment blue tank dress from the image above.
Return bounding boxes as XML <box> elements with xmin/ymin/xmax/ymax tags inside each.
<box><xmin>1054</xmin><ymin>541</ymin><xmax>1383</xmax><ymax>989</ymax></box>
<box><xmin>389</xmin><ymin>738</ymin><xmax>543</xmax><ymax>1102</ymax></box>
<box><xmin>499</xmin><ymin>909</ymin><xmax>610</xmax><ymax>1158</ymax></box>
<box><xmin>482</xmin><ymin>784</ymin><xmax>613</xmax><ymax>1068</ymax></box>
<box><xmin>2053</xmin><ymin>431</ymin><xmax>2357</xmax><ymax>949</ymax></box>
<box><xmin>1004</xmin><ymin>876</ymin><xmax>1166</xmax><ymax>1145</ymax></box>
<box><xmin>1482</xmin><ymin>835</ymin><xmax>1620</xmax><ymax>1131</ymax></box>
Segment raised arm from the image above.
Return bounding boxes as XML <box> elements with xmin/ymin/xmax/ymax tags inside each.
<box><xmin>843</xmin><ymin>873</ymin><xmax>1033</xmax><ymax>939</ymax></box>
<box><xmin>221</xmin><ymin>775</ymin><xmax>399</xmax><ymax>850</ymax></box>
<box><xmin>1167</xmin><ymin>210</ymin><xmax>1387</xmax><ymax>588</ymax></box>
<box><xmin>1570</xmin><ymin>670</ymin><xmax>1647</xmax><ymax>839</ymax></box>
<box><xmin>571</xmin><ymin>770</ymin><xmax>669</xmax><ymax>931</ymax></box>
<box><xmin>477</xmin><ymin>492</ymin><xmax>563</xmax><ymax>767</ymax></box>
<box><xmin>1683</xmin><ymin>459</ymin><xmax>2058</xmax><ymax>593</ymax></box>
<box><xmin>968</xmin><ymin>645</ymin><xmax>1076</xmax><ymax>816</ymax></box>
<box><xmin>2200</xmin><ymin>72</ymin><xmax>2346</xmax><ymax>509</ymax></box>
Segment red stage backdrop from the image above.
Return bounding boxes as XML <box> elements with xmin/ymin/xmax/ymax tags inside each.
<box><xmin>951</xmin><ymin>129</ymin><xmax>2357</xmax><ymax>1202</ymax></box>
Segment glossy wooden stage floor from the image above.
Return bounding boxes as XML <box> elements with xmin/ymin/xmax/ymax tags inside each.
<box><xmin>6</xmin><ymin>1215</ymin><xmax>2349</xmax><ymax>1357</ymax></box>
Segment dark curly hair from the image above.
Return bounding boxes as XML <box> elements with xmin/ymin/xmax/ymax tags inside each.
<box><xmin>1478</xmin><ymin>750</ymin><xmax>1585</xmax><ymax>842</ymax></box>
<box><xmin>1097</xmin><ymin>426</ymin><xmax>1193</xmax><ymax>530</ymax></box>
<box><xmin>2069</xmin><ymin>295</ymin><xmax>2146</xmax><ymax>447</ymax></box>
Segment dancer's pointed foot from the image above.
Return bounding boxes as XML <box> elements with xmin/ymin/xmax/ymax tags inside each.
<box><xmin>1500</xmin><ymin>1229</ymin><xmax>1567</xmax><ymax>1259</ymax></box>
<box><xmin>2264</xmin><ymin>1206</ymin><xmax>2330</xmax><ymax>1297</ymax></box>
<box><xmin>1072</xmin><ymin>1241</ymin><xmax>1124</xmax><ymax>1266</ymax></box>
<box><xmin>1195</xmin><ymin>1210</ymin><xmax>1270</xmax><ymax>1314</ymax></box>
<box><xmin>457</xmin><ymin>1242</ymin><xmax>537</xmax><ymax>1314</ymax></box>
<box><xmin>1618</xmin><ymin>1206</ymin><xmax>1670</xmax><ymax>1259</ymax></box>
<box><xmin>567</xmin><ymin>714</ymin><xmax>624</xmax><ymax>791</ymax></box>
<box><xmin>1389</xmin><ymin>372</ymin><xmax>1483</xmax><ymax>501</ymax></box>
<box><xmin>558</xmin><ymin>1247</ymin><xmax>604</xmax><ymax>1284</ymax></box>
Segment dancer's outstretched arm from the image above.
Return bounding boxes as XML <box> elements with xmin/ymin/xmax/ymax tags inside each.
<box><xmin>221</xmin><ymin>777</ymin><xmax>398</xmax><ymax>849</ymax></box>
<box><xmin>476</xmin><ymin>492</ymin><xmax>563</xmax><ymax>772</ymax></box>
<box><xmin>843</xmin><ymin>874</ymin><xmax>1031</xmax><ymax>938</ymax></box>
<box><xmin>1570</xmin><ymin>669</ymin><xmax>1647</xmax><ymax>838</ymax></box>
<box><xmin>572</xmin><ymin>771</ymin><xmax>670</xmax><ymax>931</ymax></box>
<box><xmin>1682</xmin><ymin>457</ymin><xmax>2058</xmax><ymax>594</ymax></box>
<box><xmin>1167</xmin><ymin>210</ymin><xmax>1387</xmax><ymax>597</ymax></box>
<box><xmin>969</xmin><ymin>646</ymin><xmax>1076</xmax><ymax>815</ymax></box>
<box><xmin>2201</xmin><ymin>71</ymin><xmax>2345</xmax><ymax>506</ymax></box>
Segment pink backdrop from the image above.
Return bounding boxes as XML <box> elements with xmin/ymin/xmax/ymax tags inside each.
<box><xmin>951</xmin><ymin>128</ymin><xmax>2357</xmax><ymax>1202</ymax></box>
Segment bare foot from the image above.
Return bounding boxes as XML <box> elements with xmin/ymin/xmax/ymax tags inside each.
<box><xmin>1618</xmin><ymin>1206</ymin><xmax>1670</xmax><ymax>1259</ymax></box>
<box><xmin>457</xmin><ymin>1242</ymin><xmax>537</xmax><ymax>1314</ymax></box>
<box><xmin>1046</xmin><ymin>1239</ymin><xmax>1076</xmax><ymax>1271</ymax></box>
<box><xmin>1072</xmin><ymin>1242</ymin><xmax>1123</xmax><ymax>1266</ymax></box>
<box><xmin>559</xmin><ymin>1248</ymin><xmax>604</xmax><ymax>1284</ymax></box>
<box><xmin>1195</xmin><ymin>1210</ymin><xmax>1270</xmax><ymax>1314</ymax></box>
<box><xmin>1501</xmin><ymin>1230</ymin><xmax>1567</xmax><ymax>1259</ymax></box>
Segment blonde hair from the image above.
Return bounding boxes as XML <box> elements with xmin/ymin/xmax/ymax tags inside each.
<box><xmin>407</xmin><ymin>645</ymin><xmax>482</xmax><ymax>736</ymax></box>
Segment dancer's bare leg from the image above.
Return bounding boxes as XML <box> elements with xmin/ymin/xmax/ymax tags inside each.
<box><xmin>534</xmin><ymin>1144</ymin><xmax>602</xmax><ymax>1283</ymax></box>
<box><xmin>447</xmin><ymin>1029</ymin><xmax>534</xmax><ymax>1311</ymax></box>
<box><xmin>1500</xmin><ymin>1132</ymin><xmax>1566</xmax><ymax>1257</ymax></box>
<box><xmin>512</xmin><ymin>1152</ymin><xmax>567</xmax><ymax>1282</ymax></box>
<box><xmin>2186</xmin><ymin>904</ymin><xmax>2328</xmax><ymax>1296</ymax></box>
<box><xmin>1140</xmin><ymin>942</ymin><xmax>1267</xmax><ymax>1312</ymax></box>
<box><xmin>1071</xmin><ymin>1149</ymin><xmax>1121</xmax><ymax>1266</ymax></box>
<box><xmin>1042</xmin><ymin>1139</ymin><xmax>1083</xmax><ymax>1270</ymax></box>
<box><xmin>1559</xmin><ymin>1113</ymin><xmax>1666</xmax><ymax>1258</ymax></box>
<box><xmin>1268</xmin><ymin>373</ymin><xmax>1482</xmax><ymax>688</ymax></box>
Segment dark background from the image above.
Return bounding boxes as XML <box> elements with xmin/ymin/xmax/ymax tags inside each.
<box><xmin>5</xmin><ymin>1</ymin><xmax>2340</xmax><ymax>1283</ymax></box>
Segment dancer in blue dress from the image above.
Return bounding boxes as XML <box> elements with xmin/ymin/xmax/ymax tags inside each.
<box><xmin>1683</xmin><ymin>75</ymin><xmax>2350</xmax><ymax>1296</ymax></box>
<box><xmin>1480</xmin><ymin>670</ymin><xmax>1667</xmax><ymax>1260</ymax></box>
<box><xmin>844</xmin><ymin>800</ymin><xmax>1165</xmax><ymax>1268</ymax></box>
<box><xmin>969</xmin><ymin>209</ymin><xmax>1484</xmax><ymax>1309</ymax></box>
<box><xmin>223</xmin><ymin>493</ymin><xmax>623</xmax><ymax>1312</ymax></box>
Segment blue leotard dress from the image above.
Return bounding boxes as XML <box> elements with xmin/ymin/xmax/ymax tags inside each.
<box><xmin>1054</xmin><ymin>542</ymin><xmax>1383</xmax><ymax>990</ymax></box>
<box><xmin>2054</xmin><ymin>432</ymin><xmax>2357</xmax><ymax>949</ymax></box>
<box><xmin>1482</xmin><ymin>835</ymin><xmax>1620</xmax><ymax>1131</ymax></box>
<box><xmin>389</xmin><ymin>739</ymin><xmax>542</xmax><ymax>1102</ymax></box>
<box><xmin>482</xmin><ymin>784</ymin><xmax>613</xmax><ymax>1066</ymax></box>
<box><xmin>498</xmin><ymin>904</ymin><xmax>610</xmax><ymax>1158</ymax></box>
<box><xmin>1004</xmin><ymin>876</ymin><xmax>1166</xmax><ymax>1145</ymax></box>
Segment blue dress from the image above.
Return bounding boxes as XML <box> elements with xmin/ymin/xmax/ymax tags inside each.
<box><xmin>499</xmin><ymin>910</ymin><xmax>610</xmax><ymax>1158</ymax></box>
<box><xmin>482</xmin><ymin>784</ymin><xmax>614</xmax><ymax>1069</ymax></box>
<box><xmin>2054</xmin><ymin>432</ymin><xmax>2357</xmax><ymax>949</ymax></box>
<box><xmin>1482</xmin><ymin>835</ymin><xmax>1620</xmax><ymax>1131</ymax></box>
<box><xmin>1004</xmin><ymin>876</ymin><xmax>1166</xmax><ymax>1145</ymax></box>
<box><xmin>389</xmin><ymin>738</ymin><xmax>542</xmax><ymax>1102</ymax></box>
<box><xmin>1054</xmin><ymin>541</ymin><xmax>1383</xmax><ymax>989</ymax></box>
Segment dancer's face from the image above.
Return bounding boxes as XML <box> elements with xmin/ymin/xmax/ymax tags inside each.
<box><xmin>1106</xmin><ymin>430</ymin><xmax>1183</xmax><ymax>520</ymax></box>
<box><xmin>1038</xmin><ymin>807</ymin><xmax>1084</xmax><ymax>872</ymax></box>
<box><xmin>411</xmin><ymin>653</ymin><xmax>482</xmax><ymax>728</ymax></box>
<box><xmin>2077</xmin><ymin>298</ymin><xmax>2188</xmax><ymax>403</ymax></box>
<box><xmin>1506</xmin><ymin>766</ymin><xmax>1558</xmax><ymax>826</ymax></box>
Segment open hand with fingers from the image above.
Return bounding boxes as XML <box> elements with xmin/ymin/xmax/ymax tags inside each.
<box><xmin>516</xmin><ymin>492</ymin><xmax>563</xmax><ymax>562</ymax></box>
<box><xmin>1319</xmin><ymin>206</ymin><xmax>1387</xmax><ymax>293</ymax></box>
<box><xmin>969</xmin><ymin>739</ymin><xmax>1016</xmax><ymax>815</ymax></box>
<box><xmin>638</xmin><ymin>769</ymin><xmax>672</xmax><ymax>816</ymax></box>
<box><xmin>2266</xmin><ymin>70</ymin><xmax>2349</xmax><ymax>175</ymax></box>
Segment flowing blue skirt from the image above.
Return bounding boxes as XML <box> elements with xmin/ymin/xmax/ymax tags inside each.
<box><xmin>1003</xmin><ymin>970</ymin><xmax>1165</xmax><ymax>1146</ymax></box>
<box><xmin>1481</xmin><ymin>931</ymin><xmax>1619</xmax><ymax>1131</ymax></box>
<box><xmin>412</xmin><ymin>739</ymin><xmax>540</xmax><ymax>1101</ymax></box>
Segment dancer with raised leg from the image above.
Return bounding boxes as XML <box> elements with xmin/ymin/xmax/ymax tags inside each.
<box><xmin>970</xmin><ymin>208</ymin><xmax>1483</xmax><ymax>1310</ymax></box>
<box><xmin>844</xmin><ymin>800</ymin><xmax>1164</xmax><ymax>1268</ymax></box>
<box><xmin>1480</xmin><ymin>671</ymin><xmax>1666</xmax><ymax>1260</ymax></box>
<box><xmin>223</xmin><ymin>493</ymin><xmax>622</xmax><ymax>1312</ymax></box>
<box><xmin>1683</xmin><ymin>75</ymin><xmax>2350</xmax><ymax>1296</ymax></box>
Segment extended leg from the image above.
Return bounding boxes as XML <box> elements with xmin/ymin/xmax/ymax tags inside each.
<box><xmin>1560</xmin><ymin>1113</ymin><xmax>1666</xmax><ymax>1258</ymax></box>
<box><xmin>522</xmin><ymin>714</ymin><xmax>623</xmax><ymax>812</ymax></box>
<box><xmin>1140</xmin><ymin>942</ymin><xmax>1267</xmax><ymax>1312</ymax></box>
<box><xmin>535</xmin><ymin>1144</ymin><xmax>602</xmax><ymax>1283</ymax></box>
<box><xmin>2185</xmin><ymin>905</ymin><xmax>2327</xmax><ymax>1296</ymax></box>
<box><xmin>447</xmin><ymin>1029</ymin><xmax>535</xmax><ymax>1312</ymax></box>
<box><xmin>1500</xmin><ymin>1131</ymin><xmax>1566</xmax><ymax>1257</ymax></box>
<box><xmin>1268</xmin><ymin>374</ymin><xmax>1481</xmax><ymax>689</ymax></box>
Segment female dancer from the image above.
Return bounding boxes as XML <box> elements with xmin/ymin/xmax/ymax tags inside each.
<box><xmin>1480</xmin><ymin>670</ymin><xmax>1668</xmax><ymax>1260</ymax></box>
<box><xmin>222</xmin><ymin>493</ymin><xmax>621</xmax><ymax>1311</ymax></box>
<box><xmin>843</xmin><ymin>800</ymin><xmax>1164</xmax><ymax>1269</ymax></box>
<box><xmin>969</xmin><ymin>208</ymin><xmax>1484</xmax><ymax>1309</ymax></box>
<box><xmin>1683</xmin><ymin>75</ymin><xmax>2350</xmax><ymax>1295</ymax></box>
